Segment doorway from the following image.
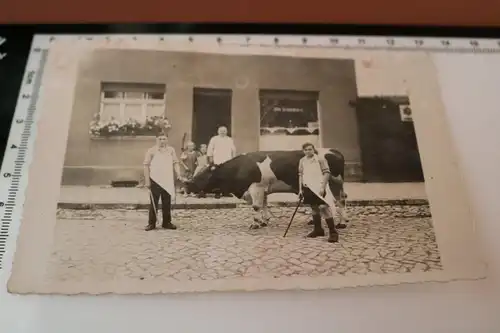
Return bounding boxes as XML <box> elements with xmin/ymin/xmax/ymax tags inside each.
<box><xmin>355</xmin><ymin>97</ymin><xmax>424</xmax><ymax>182</ymax></box>
<box><xmin>192</xmin><ymin>88</ymin><xmax>233</xmax><ymax>147</ymax></box>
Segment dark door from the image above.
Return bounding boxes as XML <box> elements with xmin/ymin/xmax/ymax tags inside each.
<box><xmin>355</xmin><ymin>97</ymin><xmax>424</xmax><ymax>182</ymax></box>
<box><xmin>192</xmin><ymin>88</ymin><xmax>232</xmax><ymax>147</ymax></box>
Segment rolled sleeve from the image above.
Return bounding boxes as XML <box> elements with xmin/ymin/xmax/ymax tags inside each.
<box><xmin>143</xmin><ymin>148</ymin><xmax>154</xmax><ymax>166</ymax></box>
<box><xmin>298</xmin><ymin>158</ymin><xmax>304</xmax><ymax>176</ymax></box>
<box><xmin>318</xmin><ymin>157</ymin><xmax>331</xmax><ymax>174</ymax></box>
<box><xmin>170</xmin><ymin>147</ymin><xmax>179</xmax><ymax>164</ymax></box>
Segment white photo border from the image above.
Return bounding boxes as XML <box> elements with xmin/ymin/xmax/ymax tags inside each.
<box><xmin>6</xmin><ymin>35</ymin><xmax>488</xmax><ymax>295</ymax></box>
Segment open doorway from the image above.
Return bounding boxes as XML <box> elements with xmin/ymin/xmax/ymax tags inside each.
<box><xmin>192</xmin><ymin>88</ymin><xmax>233</xmax><ymax>148</ymax></box>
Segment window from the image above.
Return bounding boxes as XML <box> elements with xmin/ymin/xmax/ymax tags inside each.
<box><xmin>100</xmin><ymin>83</ymin><xmax>166</xmax><ymax>123</ymax></box>
<box><xmin>259</xmin><ymin>90</ymin><xmax>320</xmax><ymax>151</ymax></box>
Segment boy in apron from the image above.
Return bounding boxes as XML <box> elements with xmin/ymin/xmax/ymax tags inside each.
<box><xmin>143</xmin><ymin>133</ymin><xmax>183</xmax><ymax>231</ymax></box>
<box><xmin>298</xmin><ymin>143</ymin><xmax>339</xmax><ymax>243</ymax></box>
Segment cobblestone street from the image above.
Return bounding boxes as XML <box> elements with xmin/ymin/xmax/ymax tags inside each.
<box><xmin>46</xmin><ymin>205</ymin><xmax>442</xmax><ymax>283</ymax></box>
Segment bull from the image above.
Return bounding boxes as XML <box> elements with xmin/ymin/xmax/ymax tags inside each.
<box><xmin>186</xmin><ymin>148</ymin><xmax>349</xmax><ymax>230</ymax></box>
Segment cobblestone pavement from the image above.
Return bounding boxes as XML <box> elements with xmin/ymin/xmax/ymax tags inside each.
<box><xmin>46</xmin><ymin>205</ymin><xmax>442</xmax><ymax>283</ymax></box>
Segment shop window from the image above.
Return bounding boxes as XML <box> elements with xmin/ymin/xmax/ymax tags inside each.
<box><xmin>259</xmin><ymin>89</ymin><xmax>320</xmax><ymax>151</ymax></box>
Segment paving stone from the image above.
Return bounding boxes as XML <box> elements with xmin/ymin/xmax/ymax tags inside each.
<box><xmin>45</xmin><ymin>205</ymin><xmax>442</xmax><ymax>283</ymax></box>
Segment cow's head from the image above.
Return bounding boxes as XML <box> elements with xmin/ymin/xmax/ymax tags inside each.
<box><xmin>185</xmin><ymin>164</ymin><xmax>221</xmax><ymax>194</ymax></box>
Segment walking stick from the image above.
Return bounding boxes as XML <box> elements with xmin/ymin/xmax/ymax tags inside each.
<box><xmin>149</xmin><ymin>190</ymin><xmax>160</xmax><ymax>224</ymax></box>
<box><xmin>283</xmin><ymin>196</ymin><xmax>303</xmax><ymax>238</ymax></box>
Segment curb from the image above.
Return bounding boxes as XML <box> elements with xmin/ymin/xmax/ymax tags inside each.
<box><xmin>58</xmin><ymin>199</ymin><xmax>430</xmax><ymax>210</ymax></box>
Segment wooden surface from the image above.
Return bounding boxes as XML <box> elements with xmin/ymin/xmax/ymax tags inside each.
<box><xmin>1</xmin><ymin>0</ymin><xmax>500</xmax><ymax>27</ymax></box>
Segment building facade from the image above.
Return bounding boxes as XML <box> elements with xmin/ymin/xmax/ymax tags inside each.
<box><xmin>61</xmin><ymin>49</ymin><xmax>421</xmax><ymax>185</ymax></box>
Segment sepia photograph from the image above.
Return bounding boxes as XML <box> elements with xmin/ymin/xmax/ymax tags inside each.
<box><xmin>7</xmin><ymin>36</ymin><xmax>486</xmax><ymax>295</ymax></box>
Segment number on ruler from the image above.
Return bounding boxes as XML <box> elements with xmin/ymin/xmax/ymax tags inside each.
<box><xmin>15</xmin><ymin>119</ymin><xmax>23</xmax><ymax>124</ymax></box>
<box><xmin>0</xmin><ymin>202</ymin><xmax>4</xmax><ymax>207</ymax></box>
<box><xmin>25</xmin><ymin>70</ymin><xmax>35</xmax><ymax>85</ymax></box>
<box><xmin>10</xmin><ymin>144</ymin><xmax>17</xmax><ymax>149</ymax></box>
<box><xmin>441</xmin><ymin>40</ymin><xmax>451</xmax><ymax>47</ymax></box>
<box><xmin>386</xmin><ymin>38</ymin><xmax>395</xmax><ymax>46</ymax></box>
<box><xmin>330</xmin><ymin>38</ymin><xmax>339</xmax><ymax>45</ymax></box>
<box><xmin>470</xmin><ymin>40</ymin><xmax>479</xmax><ymax>47</ymax></box>
<box><xmin>33</xmin><ymin>47</ymin><xmax>41</xmax><ymax>53</ymax></box>
<box><xmin>22</xmin><ymin>93</ymin><xmax>31</xmax><ymax>99</ymax></box>
<box><xmin>246</xmin><ymin>37</ymin><xmax>251</xmax><ymax>43</ymax></box>
<box><xmin>358</xmin><ymin>38</ymin><xmax>366</xmax><ymax>45</ymax></box>
<box><xmin>414</xmin><ymin>39</ymin><xmax>424</xmax><ymax>46</ymax></box>
<box><xmin>3</xmin><ymin>173</ymin><xmax>11</xmax><ymax>178</ymax></box>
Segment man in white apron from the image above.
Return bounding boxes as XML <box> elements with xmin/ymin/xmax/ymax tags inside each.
<box><xmin>143</xmin><ymin>133</ymin><xmax>183</xmax><ymax>231</ymax></box>
<box><xmin>298</xmin><ymin>143</ymin><xmax>339</xmax><ymax>243</ymax></box>
<box><xmin>207</xmin><ymin>126</ymin><xmax>236</xmax><ymax>198</ymax></box>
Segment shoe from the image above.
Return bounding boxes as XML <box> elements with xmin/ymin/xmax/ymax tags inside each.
<box><xmin>162</xmin><ymin>223</ymin><xmax>177</xmax><ymax>230</ymax></box>
<box><xmin>306</xmin><ymin>215</ymin><xmax>325</xmax><ymax>238</ymax></box>
<box><xmin>324</xmin><ymin>218</ymin><xmax>339</xmax><ymax>243</ymax></box>
<box><xmin>145</xmin><ymin>224</ymin><xmax>156</xmax><ymax>231</ymax></box>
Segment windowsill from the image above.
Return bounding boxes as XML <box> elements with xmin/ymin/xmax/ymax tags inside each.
<box><xmin>90</xmin><ymin>136</ymin><xmax>156</xmax><ymax>141</ymax></box>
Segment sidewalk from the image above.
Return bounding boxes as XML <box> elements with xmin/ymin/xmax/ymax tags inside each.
<box><xmin>58</xmin><ymin>182</ymin><xmax>429</xmax><ymax>210</ymax></box>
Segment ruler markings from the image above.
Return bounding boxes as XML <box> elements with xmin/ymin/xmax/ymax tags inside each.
<box><xmin>0</xmin><ymin>33</ymin><xmax>498</xmax><ymax>270</ymax></box>
<box><xmin>0</xmin><ymin>38</ymin><xmax>49</xmax><ymax>269</ymax></box>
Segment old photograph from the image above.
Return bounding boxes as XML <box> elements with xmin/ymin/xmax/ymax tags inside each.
<box><xmin>7</xmin><ymin>36</ymin><xmax>486</xmax><ymax>294</ymax></box>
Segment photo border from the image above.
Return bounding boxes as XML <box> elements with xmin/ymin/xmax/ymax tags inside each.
<box><xmin>6</xmin><ymin>35</ymin><xmax>488</xmax><ymax>295</ymax></box>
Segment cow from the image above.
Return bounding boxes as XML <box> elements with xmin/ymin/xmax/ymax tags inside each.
<box><xmin>186</xmin><ymin>148</ymin><xmax>349</xmax><ymax>230</ymax></box>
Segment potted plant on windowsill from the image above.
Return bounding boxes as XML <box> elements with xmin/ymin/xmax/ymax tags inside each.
<box><xmin>89</xmin><ymin>113</ymin><xmax>172</xmax><ymax>139</ymax></box>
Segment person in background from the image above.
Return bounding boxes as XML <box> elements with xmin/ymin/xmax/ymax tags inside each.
<box><xmin>180</xmin><ymin>141</ymin><xmax>199</xmax><ymax>197</ymax></box>
<box><xmin>207</xmin><ymin>126</ymin><xmax>236</xmax><ymax>199</ymax></box>
<box><xmin>193</xmin><ymin>143</ymin><xmax>209</xmax><ymax>198</ymax></box>
<box><xmin>143</xmin><ymin>132</ymin><xmax>183</xmax><ymax>231</ymax></box>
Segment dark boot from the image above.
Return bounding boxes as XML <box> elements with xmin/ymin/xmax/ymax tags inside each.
<box><xmin>162</xmin><ymin>222</ymin><xmax>177</xmax><ymax>230</ymax></box>
<box><xmin>145</xmin><ymin>223</ymin><xmax>156</xmax><ymax>231</ymax></box>
<box><xmin>325</xmin><ymin>218</ymin><xmax>339</xmax><ymax>243</ymax></box>
<box><xmin>306</xmin><ymin>214</ymin><xmax>325</xmax><ymax>238</ymax></box>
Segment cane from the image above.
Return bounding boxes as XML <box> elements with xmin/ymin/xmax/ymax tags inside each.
<box><xmin>283</xmin><ymin>195</ymin><xmax>303</xmax><ymax>238</ymax></box>
<box><xmin>149</xmin><ymin>190</ymin><xmax>160</xmax><ymax>224</ymax></box>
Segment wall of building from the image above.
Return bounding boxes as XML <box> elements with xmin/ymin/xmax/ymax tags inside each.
<box><xmin>62</xmin><ymin>50</ymin><xmax>360</xmax><ymax>185</ymax></box>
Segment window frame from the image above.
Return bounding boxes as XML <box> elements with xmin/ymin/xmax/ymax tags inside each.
<box><xmin>99</xmin><ymin>83</ymin><xmax>167</xmax><ymax>123</ymax></box>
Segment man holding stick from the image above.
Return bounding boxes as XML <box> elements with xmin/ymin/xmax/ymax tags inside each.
<box><xmin>298</xmin><ymin>142</ymin><xmax>340</xmax><ymax>243</ymax></box>
<box><xmin>143</xmin><ymin>132</ymin><xmax>184</xmax><ymax>231</ymax></box>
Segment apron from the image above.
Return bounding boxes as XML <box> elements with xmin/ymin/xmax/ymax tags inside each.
<box><xmin>149</xmin><ymin>148</ymin><xmax>176</xmax><ymax>202</ymax></box>
<box><xmin>302</xmin><ymin>157</ymin><xmax>336</xmax><ymax>211</ymax></box>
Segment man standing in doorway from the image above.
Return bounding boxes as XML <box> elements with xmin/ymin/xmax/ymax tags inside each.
<box><xmin>207</xmin><ymin>126</ymin><xmax>236</xmax><ymax>198</ymax></box>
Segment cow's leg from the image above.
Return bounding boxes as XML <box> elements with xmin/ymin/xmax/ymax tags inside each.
<box><xmin>306</xmin><ymin>205</ymin><xmax>325</xmax><ymax>238</ymax></box>
<box><xmin>320</xmin><ymin>204</ymin><xmax>339</xmax><ymax>243</ymax></box>
<box><xmin>335</xmin><ymin>201</ymin><xmax>348</xmax><ymax>229</ymax></box>
<box><xmin>248</xmin><ymin>183</ymin><xmax>266</xmax><ymax>229</ymax></box>
<box><xmin>260</xmin><ymin>193</ymin><xmax>270</xmax><ymax>227</ymax></box>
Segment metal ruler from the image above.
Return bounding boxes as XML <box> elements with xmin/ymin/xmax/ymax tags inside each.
<box><xmin>0</xmin><ymin>33</ymin><xmax>498</xmax><ymax>270</ymax></box>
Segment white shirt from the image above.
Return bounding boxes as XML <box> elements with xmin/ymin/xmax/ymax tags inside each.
<box><xmin>207</xmin><ymin>135</ymin><xmax>236</xmax><ymax>165</ymax></box>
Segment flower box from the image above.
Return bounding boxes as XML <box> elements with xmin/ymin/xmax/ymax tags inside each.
<box><xmin>89</xmin><ymin>114</ymin><xmax>172</xmax><ymax>138</ymax></box>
